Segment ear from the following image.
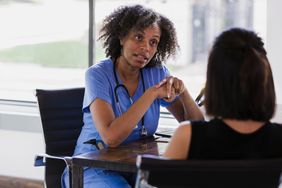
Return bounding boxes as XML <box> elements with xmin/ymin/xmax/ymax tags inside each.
<box><xmin>119</xmin><ymin>37</ymin><xmax>124</xmax><ymax>46</ymax></box>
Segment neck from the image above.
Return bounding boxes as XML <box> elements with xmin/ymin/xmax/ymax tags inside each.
<box><xmin>116</xmin><ymin>57</ymin><xmax>139</xmax><ymax>82</ymax></box>
<box><xmin>222</xmin><ymin>119</ymin><xmax>265</xmax><ymax>134</ymax></box>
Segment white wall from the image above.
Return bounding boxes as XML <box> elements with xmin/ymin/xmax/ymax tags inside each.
<box><xmin>267</xmin><ymin>0</ymin><xmax>282</xmax><ymax>121</ymax></box>
<box><xmin>0</xmin><ymin>111</ymin><xmax>44</xmax><ymax>180</ymax></box>
<box><xmin>267</xmin><ymin>0</ymin><xmax>282</xmax><ymax>105</ymax></box>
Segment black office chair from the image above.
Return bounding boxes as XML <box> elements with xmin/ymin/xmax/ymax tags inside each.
<box><xmin>34</xmin><ymin>88</ymin><xmax>84</xmax><ymax>188</ymax></box>
<box><xmin>135</xmin><ymin>154</ymin><xmax>282</xmax><ymax>188</ymax></box>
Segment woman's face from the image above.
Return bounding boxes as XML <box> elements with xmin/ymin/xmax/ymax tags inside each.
<box><xmin>120</xmin><ymin>22</ymin><xmax>161</xmax><ymax>69</ymax></box>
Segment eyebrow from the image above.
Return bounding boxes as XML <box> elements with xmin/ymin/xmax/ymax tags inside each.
<box><xmin>134</xmin><ymin>29</ymin><xmax>161</xmax><ymax>39</ymax></box>
<box><xmin>152</xmin><ymin>35</ymin><xmax>160</xmax><ymax>39</ymax></box>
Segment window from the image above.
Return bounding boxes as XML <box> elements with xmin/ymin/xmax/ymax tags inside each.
<box><xmin>94</xmin><ymin>0</ymin><xmax>266</xmax><ymax>98</ymax></box>
<box><xmin>0</xmin><ymin>0</ymin><xmax>268</xmax><ymax>102</ymax></box>
<box><xmin>0</xmin><ymin>0</ymin><xmax>88</xmax><ymax>101</ymax></box>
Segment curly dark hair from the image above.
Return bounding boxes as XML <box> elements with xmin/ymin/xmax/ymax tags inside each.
<box><xmin>205</xmin><ymin>28</ymin><xmax>276</xmax><ymax>121</ymax></box>
<box><xmin>98</xmin><ymin>4</ymin><xmax>179</xmax><ymax>67</ymax></box>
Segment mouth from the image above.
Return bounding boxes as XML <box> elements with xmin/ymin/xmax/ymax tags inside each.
<box><xmin>134</xmin><ymin>54</ymin><xmax>149</xmax><ymax>63</ymax></box>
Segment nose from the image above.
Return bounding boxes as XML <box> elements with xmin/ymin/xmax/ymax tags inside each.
<box><xmin>140</xmin><ymin>40</ymin><xmax>150</xmax><ymax>52</ymax></box>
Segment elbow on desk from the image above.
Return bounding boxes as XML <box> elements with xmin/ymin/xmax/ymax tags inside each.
<box><xmin>100</xmin><ymin>129</ymin><xmax>135</xmax><ymax>148</ymax></box>
<box><xmin>106</xmin><ymin>141</ymin><xmax>120</xmax><ymax>148</ymax></box>
<box><xmin>101</xmin><ymin>136</ymin><xmax>122</xmax><ymax>148</ymax></box>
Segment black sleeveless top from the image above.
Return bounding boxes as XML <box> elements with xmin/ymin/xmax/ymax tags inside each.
<box><xmin>188</xmin><ymin>119</ymin><xmax>282</xmax><ymax>159</ymax></box>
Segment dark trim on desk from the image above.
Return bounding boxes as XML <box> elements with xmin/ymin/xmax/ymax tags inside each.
<box><xmin>73</xmin><ymin>157</ymin><xmax>136</xmax><ymax>173</ymax></box>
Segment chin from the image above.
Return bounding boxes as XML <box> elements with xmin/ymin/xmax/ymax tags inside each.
<box><xmin>132</xmin><ymin>61</ymin><xmax>146</xmax><ymax>68</ymax></box>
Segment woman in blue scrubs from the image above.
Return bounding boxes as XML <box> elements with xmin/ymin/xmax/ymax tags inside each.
<box><xmin>62</xmin><ymin>4</ymin><xmax>204</xmax><ymax>188</ymax></box>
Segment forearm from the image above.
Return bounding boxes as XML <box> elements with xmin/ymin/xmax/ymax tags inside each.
<box><xmin>103</xmin><ymin>87</ymin><xmax>159</xmax><ymax>147</ymax></box>
<box><xmin>178</xmin><ymin>89</ymin><xmax>204</xmax><ymax>121</ymax></box>
<box><xmin>162</xmin><ymin>76</ymin><xmax>204</xmax><ymax>121</ymax></box>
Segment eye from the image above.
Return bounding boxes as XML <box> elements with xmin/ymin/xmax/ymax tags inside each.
<box><xmin>135</xmin><ymin>34</ymin><xmax>143</xmax><ymax>41</ymax></box>
<box><xmin>150</xmin><ymin>39</ymin><xmax>159</xmax><ymax>47</ymax></box>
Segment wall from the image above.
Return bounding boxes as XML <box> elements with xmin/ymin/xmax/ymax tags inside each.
<box><xmin>0</xmin><ymin>107</ymin><xmax>44</xmax><ymax>180</ymax></box>
<box><xmin>267</xmin><ymin>0</ymin><xmax>282</xmax><ymax>105</ymax></box>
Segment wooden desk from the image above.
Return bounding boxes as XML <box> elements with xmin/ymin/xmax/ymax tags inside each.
<box><xmin>71</xmin><ymin>136</ymin><xmax>169</xmax><ymax>188</ymax></box>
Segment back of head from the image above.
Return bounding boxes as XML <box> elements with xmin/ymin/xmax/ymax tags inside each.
<box><xmin>205</xmin><ymin>28</ymin><xmax>276</xmax><ymax>121</ymax></box>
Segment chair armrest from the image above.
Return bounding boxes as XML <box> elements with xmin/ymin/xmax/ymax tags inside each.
<box><xmin>34</xmin><ymin>153</ymin><xmax>72</xmax><ymax>167</ymax></box>
<box><xmin>83</xmin><ymin>139</ymin><xmax>105</xmax><ymax>150</ymax></box>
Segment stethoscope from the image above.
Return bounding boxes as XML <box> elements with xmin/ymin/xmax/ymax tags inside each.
<box><xmin>113</xmin><ymin>61</ymin><xmax>148</xmax><ymax>137</ymax></box>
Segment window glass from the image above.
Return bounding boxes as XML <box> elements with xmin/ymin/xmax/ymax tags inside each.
<box><xmin>0</xmin><ymin>0</ymin><xmax>88</xmax><ymax>101</ymax></box>
<box><xmin>94</xmin><ymin>0</ymin><xmax>266</xmax><ymax>98</ymax></box>
<box><xmin>0</xmin><ymin>0</ymin><xmax>266</xmax><ymax>102</ymax></box>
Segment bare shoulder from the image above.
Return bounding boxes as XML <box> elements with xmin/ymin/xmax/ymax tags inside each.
<box><xmin>163</xmin><ymin>121</ymin><xmax>192</xmax><ymax>159</ymax></box>
<box><xmin>174</xmin><ymin>120</ymin><xmax>192</xmax><ymax>137</ymax></box>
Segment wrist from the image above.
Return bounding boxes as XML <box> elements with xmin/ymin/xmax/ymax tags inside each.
<box><xmin>179</xmin><ymin>88</ymin><xmax>191</xmax><ymax>101</ymax></box>
<box><xmin>147</xmin><ymin>87</ymin><xmax>159</xmax><ymax>99</ymax></box>
<box><xmin>179</xmin><ymin>87</ymin><xmax>187</xmax><ymax>96</ymax></box>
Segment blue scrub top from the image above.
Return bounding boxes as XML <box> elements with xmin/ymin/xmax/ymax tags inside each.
<box><xmin>74</xmin><ymin>58</ymin><xmax>173</xmax><ymax>155</ymax></box>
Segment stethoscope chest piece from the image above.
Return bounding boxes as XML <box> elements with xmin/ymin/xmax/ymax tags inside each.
<box><xmin>140</xmin><ymin>125</ymin><xmax>148</xmax><ymax>137</ymax></box>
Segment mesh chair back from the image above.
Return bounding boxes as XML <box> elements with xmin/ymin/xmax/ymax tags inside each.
<box><xmin>136</xmin><ymin>154</ymin><xmax>282</xmax><ymax>188</ymax></box>
<box><xmin>36</xmin><ymin>88</ymin><xmax>84</xmax><ymax>188</ymax></box>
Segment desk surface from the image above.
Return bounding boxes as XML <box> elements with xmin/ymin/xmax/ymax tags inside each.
<box><xmin>72</xmin><ymin>136</ymin><xmax>170</xmax><ymax>173</ymax></box>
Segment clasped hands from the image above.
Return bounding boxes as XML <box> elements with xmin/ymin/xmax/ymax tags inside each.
<box><xmin>155</xmin><ymin>76</ymin><xmax>186</xmax><ymax>102</ymax></box>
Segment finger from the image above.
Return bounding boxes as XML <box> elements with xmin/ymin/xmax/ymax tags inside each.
<box><xmin>177</xmin><ymin>81</ymin><xmax>185</xmax><ymax>95</ymax></box>
<box><xmin>155</xmin><ymin>78</ymin><xmax>167</xmax><ymax>88</ymax></box>
<box><xmin>173</xmin><ymin>78</ymin><xmax>180</xmax><ymax>93</ymax></box>
<box><xmin>173</xmin><ymin>78</ymin><xmax>185</xmax><ymax>95</ymax></box>
<box><xmin>163</xmin><ymin>88</ymin><xmax>176</xmax><ymax>102</ymax></box>
<box><xmin>178</xmin><ymin>84</ymin><xmax>184</xmax><ymax>95</ymax></box>
<box><xmin>166</xmin><ymin>77</ymin><xmax>174</xmax><ymax>98</ymax></box>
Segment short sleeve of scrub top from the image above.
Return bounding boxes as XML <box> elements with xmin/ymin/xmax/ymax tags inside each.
<box><xmin>83</xmin><ymin>62</ymin><xmax>113</xmax><ymax>113</ymax></box>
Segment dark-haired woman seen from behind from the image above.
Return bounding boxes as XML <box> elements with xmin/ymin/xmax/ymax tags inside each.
<box><xmin>164</xmin><ymin>28</ymin><xmax>282</xmax><ymax>160</ymax></box>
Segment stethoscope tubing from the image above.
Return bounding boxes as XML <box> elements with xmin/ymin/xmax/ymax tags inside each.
<box><xmin>113</xmin><ymin>60</ymin><xmax>147</xmax><ymax>136</ymax></box>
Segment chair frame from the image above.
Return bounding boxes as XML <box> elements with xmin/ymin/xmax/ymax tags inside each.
<box><xmin>34</xmin><ymin>87</ymin><xmax>85</xmax><ymax>188</ymax></box>
<box><xmin>34</xmin><ymin>154</ymin><xmax>73</xmax><ymax>187</ymax></box>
